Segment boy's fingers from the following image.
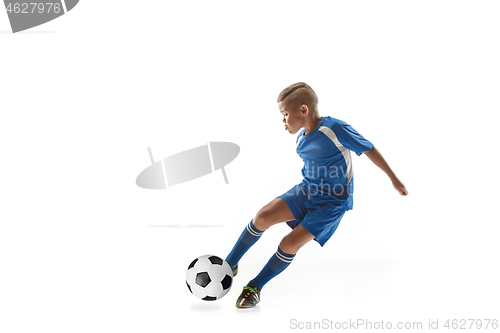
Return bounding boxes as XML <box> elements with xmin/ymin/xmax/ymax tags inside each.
<box><xmin>392</xmin><ymin>179</ymin><xmax>408</xmax><ymax>196</ymax></box>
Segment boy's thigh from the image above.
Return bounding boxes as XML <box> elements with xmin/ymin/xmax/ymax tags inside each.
<box><xmin>253</xmin><ymin>197</ymin><xmax>295</xmax><ymax>230</ymax></box>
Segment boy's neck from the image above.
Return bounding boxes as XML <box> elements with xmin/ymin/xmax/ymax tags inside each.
<box><xmin>304</xmin><ymin>115</ymin><xmax>323</xmax><ymax>135</ymax></box>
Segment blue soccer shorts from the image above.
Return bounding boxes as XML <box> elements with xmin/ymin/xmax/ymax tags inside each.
<box><xmin>277</xmin><ymin>181</ymin><xmax>347</xmax><ymax>247</ymax></box>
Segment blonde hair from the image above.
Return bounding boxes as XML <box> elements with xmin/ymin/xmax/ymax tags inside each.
<box><xmin>277</xmin><ymin>82</ymin><xmax>318</xmax><ymax>110</ymax></box>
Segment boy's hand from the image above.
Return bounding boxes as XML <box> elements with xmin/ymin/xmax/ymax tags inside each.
<box><xmin>364</xmin><ymin>146</ymin><xmax>408</xmax><ymax>196</ymax></box>
<box><xmin>391</xmin><ymin>177</ymin><xmax>408</xmax><ymax>196</ymax></box>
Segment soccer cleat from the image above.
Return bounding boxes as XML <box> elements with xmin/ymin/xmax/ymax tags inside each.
<box><xmin>235</xmin><ymin>284</ymin><xmax>260</xmax><ymax>308</ymax></box>
<box><xmin>232</xmin><ymin>265</ymin><xmax>238</xmax><ymax>277</ymax></box>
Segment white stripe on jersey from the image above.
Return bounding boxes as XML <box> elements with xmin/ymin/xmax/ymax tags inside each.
<box><xmin>296</xmin><ymin>134</ymin><xmax>304</xmax><ymax>148</ymax></box>
<box><xmin>318</xmin><ymin>126</ymin><xmax>353</xmax><ymax>183</ymax></box>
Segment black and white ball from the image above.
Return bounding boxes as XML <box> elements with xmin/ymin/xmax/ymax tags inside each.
<box><xmin>186</xmin><ymin>255</ymin><xmax>233</xmax><ymax>301</ymax></box>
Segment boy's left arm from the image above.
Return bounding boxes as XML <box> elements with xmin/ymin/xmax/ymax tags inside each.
<box><xmin>363</xmin><ymin>146</ymin><xmax>408</xmax><ymax>196</ymax></box>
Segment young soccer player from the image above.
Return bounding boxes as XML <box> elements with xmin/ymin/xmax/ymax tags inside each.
<box><xmin>225</xmin><ymin>82</ymin><xmax>408</xmax><ymax>308</ymax></box>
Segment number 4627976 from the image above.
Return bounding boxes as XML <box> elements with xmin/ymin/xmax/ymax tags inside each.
<box><xmin>444</xmin><ymin>319</ymin><xmax>498</xmax><ymax>330</ymax></box>
<box><xmin>6</xmin><ymin>3</ymin><xmax>62</xmax><ymax>14</ymax></box>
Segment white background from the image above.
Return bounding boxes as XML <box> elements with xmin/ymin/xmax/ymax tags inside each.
<box><xmin>1</xmin><ymin>1</ymin><xmax>499</xmax><ymax>332</ymax></box>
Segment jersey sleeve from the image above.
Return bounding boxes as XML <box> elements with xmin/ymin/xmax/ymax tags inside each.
<box><xmin>335</xmin><ymin>122</ymin><xmax>373</xmax><ymax>156</ymax></box>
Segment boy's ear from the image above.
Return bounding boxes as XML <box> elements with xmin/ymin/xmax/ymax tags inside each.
<box><xmin>300</xmin><ymin>104</ymin><xmax>309</xmax><ymax>114</ymax></box>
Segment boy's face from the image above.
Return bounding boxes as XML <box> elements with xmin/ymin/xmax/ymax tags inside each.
<box><xmin>279</xmin><ymin>101</ymin><xmax>305</xmax><ymax>134</ymax></box>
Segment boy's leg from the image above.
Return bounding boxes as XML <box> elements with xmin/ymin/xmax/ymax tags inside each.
<box><xmin>236</xmin><ymin>225</ymin><xmax>315</xmax><ymax>308</ymax></box>
<box><xmin>252</xmin><ymin>197</ymin><xmax>296</xmax><ymax>231</ymax></box>
<box><xmin>249</xmin><ymin>224</ymin><xmax>315</xmax><ymax>290</ymax></box>
<box><xmin>225</xmin><ymin>198</ymin><xmax>294</xmax><ymax>270</ymax></box>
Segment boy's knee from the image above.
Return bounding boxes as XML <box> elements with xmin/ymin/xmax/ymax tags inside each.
<box><xmin>253</xmin><ymin>209</ymin><xmax>274</xmax><ymax>231</ymax></box>
<box><xmin>279</xmin><ymin>234</ymin><xmax>300</xmax><ymax>255</ymax></box>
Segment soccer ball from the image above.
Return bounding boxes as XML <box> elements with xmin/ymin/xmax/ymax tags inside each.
<box><xmin>186</xmin><ymin>255</ymin><xmax>233</xmax><ymax>301</ymax></box>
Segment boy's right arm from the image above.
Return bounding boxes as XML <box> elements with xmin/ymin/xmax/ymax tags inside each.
<box><xmin>363</xmin><ymin>146</ymin><xmax>408</xmax><ymax>196</ymax></box>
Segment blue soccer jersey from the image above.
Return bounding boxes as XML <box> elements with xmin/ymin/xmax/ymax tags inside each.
<box><xmin>294</xmin><ymin>116</ymin><xmax>373</xmax><ymax>210</ymax></box>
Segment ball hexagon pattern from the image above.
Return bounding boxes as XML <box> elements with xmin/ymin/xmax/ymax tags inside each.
<box><xmin>186</xmin><ymin>255</ymin><xmax>233</xmax><ymax>301</ymax></box>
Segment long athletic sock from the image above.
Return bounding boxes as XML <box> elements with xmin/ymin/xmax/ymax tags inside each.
<box><xmin>249</xmin><ymin>247</ymin><xmax>295</xmax><ymax>290</ymax></box>
<box><xmin>225</xmin><ymin>220</ymin><xmax>264</xmax><ymax>269</ymax></box>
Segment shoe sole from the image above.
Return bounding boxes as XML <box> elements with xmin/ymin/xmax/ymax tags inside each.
<box><xmin>235</xmin><ymin>300</ymin><xmax>257</xmax><ymax>308</ymax></box>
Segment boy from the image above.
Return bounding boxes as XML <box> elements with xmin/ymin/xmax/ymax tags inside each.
<box><xmin>225</xmin><ymin>82</ymin><xmax>408</xmax><ymax>308</ymax></box>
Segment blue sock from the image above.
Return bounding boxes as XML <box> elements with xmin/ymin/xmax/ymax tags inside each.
<box><xmin>225</xmin><ymin>220</ymin><xmax>264</xmax><ymax>269</ymax></box>
<box><xmin>249</xmin><ymin>247</ymin><xmax>295</xmax><ymax>290</ymax></box>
